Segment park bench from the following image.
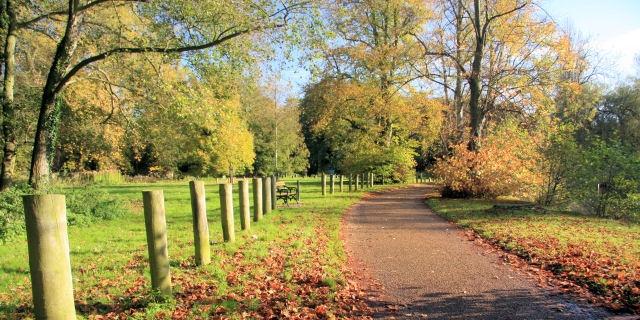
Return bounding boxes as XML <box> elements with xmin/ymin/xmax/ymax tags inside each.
<box><xmin>275</xmin><ymin>181</ymin><xmax>300</xmax><ymax>206</ymax></box>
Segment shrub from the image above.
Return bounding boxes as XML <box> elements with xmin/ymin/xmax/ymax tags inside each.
<box><xmin>432</xmin><ymin>124</ymin><xmax>543</xmax><ymax>199</ymax></box>
<box><xmin>566</xmin><ymin>140</ymin><xmax>640</xmax><ymax>220</ymax></box>
<box><xmin>63</xmin><ymin>186</ymin><xmax>128</xmax><ymax>225</ymax></box>
<box><xmin>0</xmin><ymin>183</ymin><xmax>33</xmax><ymax>241</ymax></box>
<box><xmin>0</xmin><ymin>184</ymin><xmax>127</xmax><ymax>242</ymax></box>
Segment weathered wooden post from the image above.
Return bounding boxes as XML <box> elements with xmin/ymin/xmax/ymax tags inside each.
<box><xmin>189</xmin><ymin>181</ymin><xmax>210</xmax><ymax>266</ymax></box>
<box><xmin>370</xmin><ymin>172</ymin><xmax>374</xmax><ymax>188</ymax></box>
<box><xmin>360</xmin><ymin>173</ymin><xmax>365</xmax><ymax>189</ymax></box>
<box><xmin>270</xmin><ymin>175</ymin><xmax>277</xmax><ymax>210</ymax></box>
<box><xmin>296</xmin><ymin>180</ymin><xmax>301</xmax><ymax>202</ymax></box>
<box><xmin>142</xmin><ymin>190</ymin><xmax>172</xmax><ymax>296</ymax></box>
<box><xmin>239</xmin><ymin>179</ymin><xmax>250</xmax><ymax>230</ymax></box>
<box><xmin>339</xmin><ymin>175</ymin><xmax>344</xmax><ymax>192</ymax></box>
<box><xmin>219</xmin><ymin>183</ymin><xmax>235</xmax><ymax>242</ymax></box>
<box><xmin>354</xmin><ymin>174</ymin><xmax>359</xmax><ymax>191</ymax></box>
<box><xmin>321</xmin><ymin>173</ymin><xmax>326</xmax><ymax>196</ymax></box>
<box><xmin>253</xmin><ymin>177</ymin><xmax>263</xmax><ymax>222</ymax></box>
<box><xmin>23</xmin><ymin>194</ymin><xmax>77</xmax><ymax>319</ymax></box>
<box><xmin>330</xmin><ymin>174</ymin><xmax>335</xmax><ymax>194</ymax></box>
<box><xmin>349</xmin><ymin>174</ymin><xmax>353</xmax><ymax>192</ymax></box>
<box><xmin>263</xmin><ymin>176</ymin><xmax>272</xmax><ymax>215</ymax></box>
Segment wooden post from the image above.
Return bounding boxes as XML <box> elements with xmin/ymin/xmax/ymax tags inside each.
<box><xmin>239</xmin><ymin>179</ymin><xmax>250</xmax><ymax>230</ymax></box>
<box><xmin>263</xmin><ymin>176</ymin><xmax>272</xmax><ymax>215</ymax></box>
<box><xmin>355</xmin><ymin>174</ymin><xmax>359</xmax><ymax>191</ymax></box>
<box><xmin>339</xmin><ymin>175</ymin><xmax>344</xmax><ymax>192</ymax></box>
<box><xmin>189</xmin><ymin>181</ymin><xmax>210</xmax><ymax>266</ymax></box>
<box><xmin>23</xmin><ymin>195</ymin><xmax>77</xmax><ymax>319</ymax></box>
<box><xmin>253</xmin><ymin>178</ymin><xmax>263</xmax><ymax>222</ymax></box>
<box><xmin>142</xmin><ymin>190</ymin><xmax>172</xmax><ymax>296</ymax></box>
<box><xmin>370</xmin><ymin>172</ymin><xmax>374</xmax><ymax>188</ymax></box>
<box><xmin>330</xmin><ymin>174</ymin><xmax>335</xmax><ymax>194</ymax></box>
<box><xmin>349</xmin><ymin>174</ymin><xmax>353</xmax><ymax>192</ymax></box>
<box><xmin>296</xmin><ymin>180</ymin><xmax>301</xmax><ymax>202</ymax></box>
<box><xmin>360</xmin><ymin>173</ymin><xmax>365</xmax><ymax>189</ymax></box>
<box><xmin>321</xmin><ymin>173</ymin><xmax>326</xmax><ymax>196</ymax></box>
<box><xmin>219</xmin><ymin>183</ymin><xmax>235</xmax><ymax>242</ymax></box>
<box><xmin>270</xmin><ymin>175</ymin><xmax>277</xmax><ymax>210</ymax></box>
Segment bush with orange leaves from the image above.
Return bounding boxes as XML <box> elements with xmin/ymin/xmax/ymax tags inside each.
<box><xmin>433</xmin><ymin>124</ymin><xmax>543</xmax><ymax>199</ymax></box>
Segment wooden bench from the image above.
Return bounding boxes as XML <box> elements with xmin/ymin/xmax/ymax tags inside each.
<box><xmin>275</xmin><ymin>181</ymin><xmax>299</xmax><ymax>206</ymax></box>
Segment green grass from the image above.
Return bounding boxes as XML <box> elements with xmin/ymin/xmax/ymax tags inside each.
<box><xmin>427</xmin><ymin>197</ymin><xmax>640</xmax><ymax>312</ymax></box>
<box><xmin>0</xmin><ymin>177</ymin><xmax>395</xmax><ymax>319</ymax></box>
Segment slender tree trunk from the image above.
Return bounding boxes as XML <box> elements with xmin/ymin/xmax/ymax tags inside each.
<box><xmin>0</xmin><ymin>1</ymin><xmax>16</xmax><ymax>191</ymax></box>
<box><xmin>453</xmin><ymin>0</ymin><xmax>465</xmax><ymax>139</ymax></box>
<box><xmin>468</xmin><ymin>0</ymin><xmax>484</xmax><ymax>151</ymax></box>
<box><xmin>29</xmin><ymin>0</ymin><xmax>80</xmax><ymax>188</ymax></box>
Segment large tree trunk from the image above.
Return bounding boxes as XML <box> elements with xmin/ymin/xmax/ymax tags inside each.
<box><xmin>29</xmin><ymin>0</ymin><xmax>81</xmax><ymax>189</ymax></box>
<box><xmin>0</xmin><ymin>1</ymin><xmax>16</xmax><ymax>191</ymax></box>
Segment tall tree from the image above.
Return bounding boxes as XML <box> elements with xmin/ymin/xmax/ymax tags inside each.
<box><xmin>21</xmin><ymin>0</ymin><xmax>308</xmax><ymax>188</ymax></box>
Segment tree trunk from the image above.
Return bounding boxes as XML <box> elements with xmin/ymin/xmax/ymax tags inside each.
<box><xmin>0</xmin><ymin>2</ymin><xmax>17</xmax><ymax>191</ymax></box>
<box><xmin>468</xmin><ymin>0</ymin><xmax>484</xmax><ymax>151</ymax></box>
<box><xmin>29</xmin><ymin>0</ymin><xmax>81</xmax><ymax>188</ymax></box>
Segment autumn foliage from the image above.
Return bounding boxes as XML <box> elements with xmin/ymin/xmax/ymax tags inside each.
<box><xmin>433</xmin><ymin>124</ymin><xmax>543</xmax><ymax>199</ymax></box>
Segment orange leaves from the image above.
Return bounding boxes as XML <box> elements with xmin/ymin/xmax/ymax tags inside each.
<box><xmin>433</xmin><ymin>124</ymin><xmax>544</xmax><ymax>198</ymax></box>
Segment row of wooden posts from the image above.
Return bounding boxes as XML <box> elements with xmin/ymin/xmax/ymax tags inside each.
<box><xmin>21</xmin><ymin>176</ymin><xmax>288</xmax><ymax>319</ymax></box>
<box><xmin>319</xmin><ymin>172</ymin><xmax>381</xmax><ymax>196</ymax></box>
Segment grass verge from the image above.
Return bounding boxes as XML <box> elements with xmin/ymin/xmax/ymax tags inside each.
<box><xmin>0</xmin><ymin>177</ymin><xmax>391</xmax><ymax>319</ymax></box>
<box><xmin>427</xmin><ymin>196</ymin><xmax>640</xmax><ymax>313</ymax></box>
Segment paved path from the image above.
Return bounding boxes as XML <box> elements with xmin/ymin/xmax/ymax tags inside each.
<box><xmin>343</xmin><ymin>185</ymin><xmax>612</xmax><ymax>319</ymax></box>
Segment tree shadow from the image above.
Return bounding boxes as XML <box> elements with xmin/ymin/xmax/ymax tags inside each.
<box><xmin>368</xmin><ymin>288</ymin><xmax>608</xmax><ymax>320</ymax></box>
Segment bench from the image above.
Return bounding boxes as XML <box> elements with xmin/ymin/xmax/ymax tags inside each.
<box><xmin>275</xmin><ymin>181</ymin><xmax>300</xmax><ymax>206</ymax></box>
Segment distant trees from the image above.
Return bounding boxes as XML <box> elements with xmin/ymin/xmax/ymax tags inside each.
<box><xmin>300</xmin><ymin>0</ymin><xmax>442</xmax><ymax>180</ymax></box>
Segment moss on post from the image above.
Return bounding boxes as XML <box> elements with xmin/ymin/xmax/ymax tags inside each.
<box><xmin>23</xmin><ymin>194</ymin><xmax>77</xmax><ymax>319</ymax></box>
<box><xmin>270</xmin><ymin>175</ymin><xmax>277</xmax><ymax>210</ymax></box>
<box><xmin>263</xmin><ymin>176</ymin><xmax>272</xmax><ymax>215</ymax></box>
<box><xmin>219</xmin><ymin>183</ymin><xmax>236</xmax><ymax>242</ymax></box>
<box><xmin>252</xmin><ymin>178</ymin><xmax>263</xmax><ymax>222</ymax></box>
<box><xmin>142</xmin><ymin>190</ymin><xmax>172</xmax><ymax>296</ymax></box>
<box><xmin>189</xmin><ymin>181</ymin><xmax>210</xmax><ymax>266</ymax></box>
<box><xmin>238</xmin><ymin>179</ymin><xmax>250</xmax><ymax>230</ymax></box>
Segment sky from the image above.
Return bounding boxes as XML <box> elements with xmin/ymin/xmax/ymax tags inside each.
<box><xmin>268</xmin><ymin>0</ymin><xmax>640</xmax><ymax>100</ymax></box>
<box><xmin>542</xmin><ymin>0</ymin><xmax>640</xmax><ymax>81</ymax></box>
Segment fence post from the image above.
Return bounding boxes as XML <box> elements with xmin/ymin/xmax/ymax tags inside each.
<box><xmin>219</xmin><ymin>183</ymin><xmax>235</xmax><ymax>242</ymax></box>
<box><xmin>270</xmin><ymin>175</ymin><xmax>277</xmax><ymax>210</ymax></box>
<box><xmin>189</xmin><ymin>181</ymin><xmax>210</xmax><ymax>266</ymax></box>
<box><xmin>349</xmin><ymin>174</ymin><xmax>353</xmax><ymax>192</ymax></box>
<box><xmin>239</xmin><ymin>179</ymin><xmax>250</xmax><ymax>230</ymax></box>
<box><xmin>360</xmin><ymin>173</ymin><xmax>365</xmax><ymax>189</ymax></box>
<box><xmin>370</xmin><ymin>172</ymin><xmax>374</xmax><ymax>188</ymax></box>
<box><xmin>142</xmin><ymin>190</ymin><xmax>172</xmax><ymax>296</ymax></box>
<box><xmin>355</xmin><ymin>174</ymin><xmax>359</xmax><ymax>191</ymax></box>
<box><xmin>296</xmin><ymin>180</ymin><xmax>301</xmax><ymax>202</ymax></box>
<box><xmin>339</xmin><ymin>175</ymin><xmax>344</xmax><ymax>192</ymax></box>
<box><xmin>321</xmin><ymin>173</ymin><xmax>326</xmax><ymax>196</ymax></box>
<box><xmin>23</xmin><ymin>194</ymin><xmax>77</xmax><ymax>319</ymax></box>
<box><xmin>330</xmin><ymin>174</ymin><xmax>335</xmax><ymax>194</ymax></box>
<box><xmin>263</xmin><ymin>176</ymin><xmax>272</xmax><ymax>215</ymax></box>
<box><xmin>253</xmin><ymin>178</ymin><xmax>263</xmax><ymax>222</ymax></box>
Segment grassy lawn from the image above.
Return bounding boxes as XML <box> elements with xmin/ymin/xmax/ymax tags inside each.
<box><xmin>0</xmin><ymin>177</ymin><xmax>390</xmax><ymax>319</ymax></box>
<box><xmin>427</xmin><ymin>197</ymin><xmax>640</xmax><ymax>313</ymax></box>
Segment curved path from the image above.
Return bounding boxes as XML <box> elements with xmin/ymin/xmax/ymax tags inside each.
<box><xmin>343</xmin><ymin>185</ymin><xmax>612</xmax><ymax>319</ymax></box>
